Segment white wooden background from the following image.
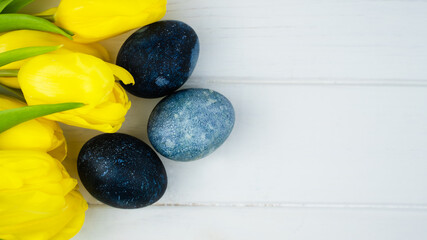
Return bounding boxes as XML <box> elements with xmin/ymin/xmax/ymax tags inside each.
<box><xmin>28</xmin><ymin>0</ymin><xmax>427</xmax><ymax>239</ymax></box>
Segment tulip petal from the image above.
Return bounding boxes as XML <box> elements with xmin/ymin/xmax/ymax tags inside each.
<box><xmin>107</xmin><ymin>62</ymin><xmax>135</xmax><ymax>85</ymax></box>
<box><xmin>19</xmin><ymin>53</ymin><xmax>114</xmax><ymax>105</ymax></box>
<box><xmin>42</xmin><ymin>84</ymin><xmax>131</xmax><ymax>133</ymax></box>
<box><xmin>19</xmin><ymin>53</ymin><xmax>131</xmax><ymax>132</ymax></box>
<box><xmin>0</xmin><ymin>30</ymin><xmax>110</xmax><ymax>71</ymax></box>
<box><xmin>54</xmin><ymin>0</ymin><xmax>167</xmax><ymax>43</ymax></box>
<box><xmin>0</xmin><ymin>150</ymin><xmax>87</xmax><ymax>240</ymax></box>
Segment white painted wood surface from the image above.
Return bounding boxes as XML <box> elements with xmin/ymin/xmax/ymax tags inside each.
<box><xmin>76</xmin><ymin>205</ymin><xmax>427</xmax><ymax>240</ymax></box>
<box><xmin>26</xmin><ymin>0</ymin><xmax>427</xmax><ymax>239</ymax></box>
<box><xmin>64</xmin><ymin>83</ymin><xmax>427</xmax><ymax>206</ymax></box>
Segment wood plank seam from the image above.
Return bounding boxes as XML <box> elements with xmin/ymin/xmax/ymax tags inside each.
<box><xmin>87</xmin><ymin>202</ymin><xmax>427</xmax><ymax>210</ymax></box>
<box><xmin>186</xmin><ymin>77</ymin><xmax>427</xmax><ymax>86</ymax></box>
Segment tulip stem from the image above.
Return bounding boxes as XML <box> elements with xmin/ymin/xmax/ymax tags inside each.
<box><xmin>0</xmin><ymin>69</ymin><xmax>19</xmax><ymax>77</ymax></box>
<box><xmin>37</xmin><ymin>14</ymin><xmax>54</xmax><ymax>22</ymax></box>
<box><xmin>0</xmin><ymin>83</ymin><xmax>25</xmax><ymax>102</ymax></box>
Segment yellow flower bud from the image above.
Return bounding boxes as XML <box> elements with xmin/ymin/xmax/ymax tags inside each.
<box><xmin>0</xmin><ymin>30</ymin><xmax>110</xmax><ymax>88</ymax></box>
<box><xmin>54</xmin><ymin>0</ymin><xmax>167</xmax><ymax>43</ymax></box>
<box><xmin>18</xmin><ymin>52</ymin><xmax>134</xmax><ymax>133</ymax></box>
<box><xmin>0</xmin><ymin>150</ymin><xmax>88</xmax><ymax>240</ymax></box>
<box><xmin>0</xmin><ymin>95</ymin><xmax>67</xmax><ymax>161</ymax></box>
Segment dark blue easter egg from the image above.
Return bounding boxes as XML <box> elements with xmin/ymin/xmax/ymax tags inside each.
<box><xmin>77</xmin><ymin>133</ymin><xmax>167</xmax><ymax>209</ymax></box>
<box><xmin>148</xmin><ymin>88</ymin><xmax>235</xmax><ymax>161</ymax></box>
<box><xmin>117</xmin><ymin>20</ymin><xmax>200</xmax><ymax>98</ymax></box>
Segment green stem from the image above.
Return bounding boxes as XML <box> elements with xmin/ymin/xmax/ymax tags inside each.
<box><xmin>0</xmin><ymin>102</ymin><xmax>85</xmax><ymax>133</ymax></box>
<box><xmin>0</xmin><ymin>69</ymin><xmax>19</xmax><ymax>77</ymax></box>
<box><xmin>0</xmin><ymin>14</ymin><xmax>73</xmax><ymax>39</ymax></box>
<box><xmin>0</xmin><ymin>83</ymin><xmax>25</xmax><ymax>102</ymax></box>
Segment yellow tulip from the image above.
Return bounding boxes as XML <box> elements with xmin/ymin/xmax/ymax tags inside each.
<box><xmin>54</xmin><ymin>0</ymin><xmax>167</xmax><ymax>43</ymax></box>
<box><xmin>0</xmin><ymin>95</ymin><xmax>67</xmax><ymax>161</ymax></box>
<box><xmin>0</xmin><ymin>30</ymin><xmax>110</xmax><ymax>88</ymax></box>
<box><xmin>0</xmin><ymin>150</ymin><xmax>88</xmax><ymax>240</ymax></box>
<box><xmin>19</xmin><ymin>52</ymin><xmax>134</xmax><ymax>133</ymax></box>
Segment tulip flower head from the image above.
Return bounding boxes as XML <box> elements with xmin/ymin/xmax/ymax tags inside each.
<box><xmin>0</xmin><ymin>150</ymin><xmax>88</xmax><ymax>240</ymax></box>
<box><xmin>18</xmin><ymin>52</ymin><xmax>134</xmax><ymax>133</ymax></box>
<box><xmin>0</xmin><ymin>95</ymin><xmax>67</xmax><ymax>161</ymax></box>
<box><xmin>54</xmin><ymin>0</ymin><xmax>167</xmax><ymax>43</ymax></box>
<box><xmin>0</xmin><ymin>30</ymin><xmax>110</xmax><ymax>88</ymax></box>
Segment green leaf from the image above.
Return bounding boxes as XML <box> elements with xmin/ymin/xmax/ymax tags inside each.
<box><xmin>0</xmin><ymin>14</ymin><xmax>73</xmax><ymax>39</ymax></box>
<box><xmin>0</xmin><ymin>45</ymin><xmax>62</xmax><ymax>67</ymax></box>
<box><xmin>0</xmin><ymin>102</ymin><xmax>84</xmax><ymax>133</ymax></box>
<box><xmin>36</xmin><ymin>14</ymin><xmax>54</xmax><ymax>22</ymax></box>
<box><xmin>2</xmin><ymin>0</ymin><xmax>33</xmax><ymax>13</ymax></box>
<box><xmin>0</xmin><ymin>83</ymin><xmax>25</xmax><ymax>102</ymax></box>
<box><xmin>0</xmin><ymin>0</ymin><xmax>14</xmax><ymax>13</ymax></box>
<box><xmin>58</xmin><ymin>26</ymin><xmax>74</xmax><ymax>36</ymax></box>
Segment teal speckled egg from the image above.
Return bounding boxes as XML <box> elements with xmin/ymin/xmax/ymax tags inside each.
<box><xmin>148</xmin><ymin>88</ymin><xmax>235</xmax><ymax>161</ymax></box>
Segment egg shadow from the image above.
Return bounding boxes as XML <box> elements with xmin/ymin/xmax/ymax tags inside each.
<box><xmin>118</xmin><ymin>95</ymin><xmax>162</xmax><ymax>144</ymax></box>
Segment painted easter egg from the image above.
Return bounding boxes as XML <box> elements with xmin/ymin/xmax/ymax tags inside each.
<box><xmin>148</xmin><ymin>88</ymin><xmax>235</xmax><ymax>161</ymax></box>
<box><xmin>117</xmin><ymin>20</ymin><xmax>199</xmax><ymax>98</ymax></box>
<box><xmin>77</xmin><ymin>133</ymin><xmax>167</xmax><ymax>208</ymax></box>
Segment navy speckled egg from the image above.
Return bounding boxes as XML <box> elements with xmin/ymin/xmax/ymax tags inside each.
<box><xmin>117</xmin><ymin>20</ymin><xmax>199</xmax><ymax>98</ymax></box>
<box><xmin>148</xmin><ymin>88</ymin><xmax>235</xmax><ymax>161</ymax></box>
<box><xmin>77</xmin><ymin>133</ymin><xmax>167</xmax><ymax>209</ymax></box>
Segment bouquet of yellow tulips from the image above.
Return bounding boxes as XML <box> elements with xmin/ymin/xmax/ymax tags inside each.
<box><xmin>0</xmin><ymin>0</ymin><xmax>166</xmax><ymax>239</ymax></box>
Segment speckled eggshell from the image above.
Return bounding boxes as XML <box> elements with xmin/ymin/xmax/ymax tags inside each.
<box><xmin>117</xmin><ymin>20</ymin><xmax>200</xmax><ymax>98</ymax></box>
<box><xmin>148</xmin><ymin>88</ymin><xmax>235</xmax><ymax>161</ymax></box>
<box><xmin>77</xmin><ymin>133</ymin><xmax>167</xmax><ymax>209</ymax></box>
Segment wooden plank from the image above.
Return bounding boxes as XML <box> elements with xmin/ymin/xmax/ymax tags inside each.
<box><xmin>24</xmin><ymin>0</ymin><xmax>427</xmax><ymax>84</ymax></box>
<box><xmin>19</xmin><ymin>1</ymin><xmax>427</xmax><ymax>239</ymax></box>
<box><xmin>62</xmin><ymin>83</ymin><xmax>427</xmax><ymax>205</ymax></box>
<box><xmin>73</xmin><ymin>205</ymin><xmax>427</xmax><ymax>240</ymax></box>
<box><xmin>100</xmin><ymin>0</ymin><xmax>427</xmax><ymax>84</ymax></box>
